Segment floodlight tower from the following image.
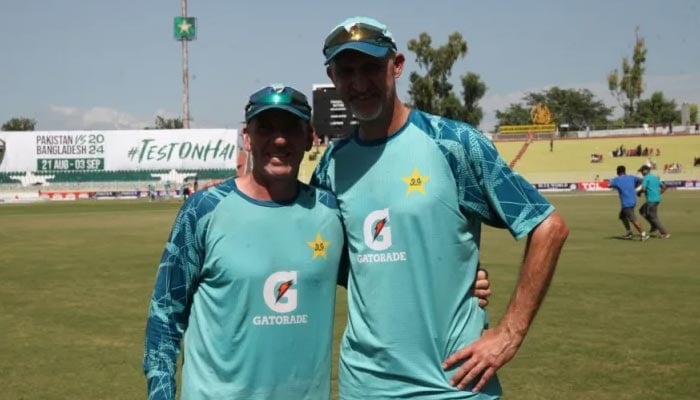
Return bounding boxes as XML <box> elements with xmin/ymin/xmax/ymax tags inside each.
<box><xmin>174</xmin><ymin>0</ymin><xmax>196</xmax><ymax>128</ymax></box>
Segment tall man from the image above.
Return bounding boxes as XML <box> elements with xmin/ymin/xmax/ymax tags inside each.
<box><xmin>638</xmin><ymin>164</ymin><xmax>670</xmax><ymax>238</ymax></box>
<box><xmin>609</xmin><ymin>165</ymin><xmax>649</xmax><ymax>240</ymax></box>
<box><xmin>312</xmin><ymin>17</ymin><xmax>569</xmax><ymax>399</ymax></box>
<box><xmin>143</xmin><ymin>85</ymin><xmax>347</xmax><ymax>399</ymax></box>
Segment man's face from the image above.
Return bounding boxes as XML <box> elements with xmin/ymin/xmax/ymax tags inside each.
<box><xmin>244</xmin><ymin>109</ymin><xmax>312</xmax><ymax>182</ymax></box>
<box><xmin>327</xmin><ymin>50</ymin><xmax>403</xmax><ymax>122</ymax></box>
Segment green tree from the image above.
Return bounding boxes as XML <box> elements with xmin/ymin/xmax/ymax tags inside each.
<box><xmin>2</xmin><ymin>117</ymin><xmax>36</xmax><ymax>131</ymax></box>
<box><xmin>637</xmin><ymin>92</ymin><xmax>680</xmax><ymax>125</ymax></box>
<box><xmin>523</xmin><ymin>87</ymin><xmax>613</xmax><ymax>130</ymax></box>
<box><xmin>145</xmin><ymin>116</ymin><xmax>184</xmax><ymax>130</ymax></box>
<box><xmin>495</xmin><ymin>88</ymin><xmax>613</xmax><ymax>131</ymax></box>
<box><xmin>689</xmin><ymin>104</ymin><xmax>698</xmax><ymax>124</ymax></box>
<box><xmin>608</xmin><ymin>28</ymin><xmax>647</xmax><ymax>123</ymax></box>
<box><xmin>461</xmin><ymin>72</ymin><xmax>487</xmax><ymax>126</ymax></box>
<box><xmin>406</xmin><ymin>32</ymin><xmax>487</xmax><ymax>127</ymax></box>
<box><xmin>495</xmin><ymin>104</ymin><xmax>531</xmax><ymax>127</ymax></box>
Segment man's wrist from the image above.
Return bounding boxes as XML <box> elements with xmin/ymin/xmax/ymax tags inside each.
<box><xmin>499</xmin><ymin>319</ymin><xmax>528</xmax><ymax>346</ymax></box>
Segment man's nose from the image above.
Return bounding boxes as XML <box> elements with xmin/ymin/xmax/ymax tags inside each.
<box><xmin>350</xmin><ymin>71</ymin><xmax>370</xmax><ymax>91</ymax></box>
<box><xmin>271</xmin><ymin>131</ymin><xmax>289</xmax><ymax>144</ymax></box>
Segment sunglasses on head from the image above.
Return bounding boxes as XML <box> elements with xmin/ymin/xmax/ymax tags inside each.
<box><xmin>246</xmin><ymin>85</ymin><xmax>309</xmax><ymax>109</ymax></box>
<box><xmin>245</xmin><ymin>85</ymin><xmax>311</xmax><ymax>120</ymax></box>
<box><xmin>322</xmin><ymin>23</ymin><xmax>396</xmax><ymax>58</ymax></box>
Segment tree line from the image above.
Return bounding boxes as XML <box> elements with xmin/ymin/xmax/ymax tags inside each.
<box><xmin>0</xmin><ymin>115</ymin><xmax>183</xmax><ymax>132</ymax></box>
<box><xmin>3</xmin><ymin>29</ymin><xmax>697</xmax><ymax>133</ymax></box>
<box><xmin>406</xmin><ymin>28</ymin><xmax>697</xmax><ymax>132</ymax></box>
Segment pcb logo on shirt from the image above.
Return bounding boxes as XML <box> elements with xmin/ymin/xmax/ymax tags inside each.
<box><xmin>253</xmin><ymin>271</ymin><xmax>309</xmax><ymax>326</ymax></box>
<box><xmin>357</xmin><ymin>208</ymin><xmax>407</xmax><ymax>264</ymax></box>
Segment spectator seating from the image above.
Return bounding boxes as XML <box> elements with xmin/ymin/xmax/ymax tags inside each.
<box><xmin>491</xmin><ymin>135</ymin><xmax>700</xmax><ymax>183</ymax></box>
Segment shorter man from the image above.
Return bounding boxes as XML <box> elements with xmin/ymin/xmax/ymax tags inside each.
<box><xmin>143</xmin><ymin>84</ymin><xmax>347</xmax><ymax>399</ymax></box>
<box><xmin>637</xmin><ymin>165</ymin><xmax>670</xmax><ymax>238</ymax></box>
<box><xmin>609</xmin><ymin>165</ymin><xmax>648</xmax><ymax>241</ymax></box>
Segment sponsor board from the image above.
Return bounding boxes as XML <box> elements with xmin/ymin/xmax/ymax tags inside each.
<box><xmin>534</xmin><ymin>182</ymin><xmax>578</xmax><ymax>192</ymax></box>
<box><xmin>663</xmin><ymin>180</ymin><xmax>699</xmax><ymax>189</ymax></box>
<box><xmin>0</xmin><ymin>129</ymin><xmax>238</xmax><ymax>173</ymax></box>
<box><xmin>0</xmin><ymin>192</ymin><xmax>41</xmax><ymax>203</ymax></box>
<box><xmin>577</xmin><ymin>181</ymin><xmax>611</xmax><ymax>191</ymax></box>
<box><xmin>39</xmin><ymin>191</ymin><xmax>93</xmax><ymax>201</ymax></box>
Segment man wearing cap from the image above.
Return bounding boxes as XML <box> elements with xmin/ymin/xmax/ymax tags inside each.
<box><xmin>143</xmin><ymin>84</ymin><xmax>347</xmax><ymax>399</ymax></box>
<box><xmin>609</xmin><ymin>165</ymin><xmax>649</xmax><ymax>240</ymax></box>
<box><xmin>312</xmin><ymin>17</ymin><xmax>569</xmax><ymax>398</ymax></box>
<box><xmin>637</xmin><ymin>164</ymin><xmax>670</xmax><ymax>238</ymax></box>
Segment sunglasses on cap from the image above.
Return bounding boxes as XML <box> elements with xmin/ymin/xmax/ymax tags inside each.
<box><xmin>323</xmin><ymin>22</ymin><xmax>397</xmax><ymax>61</ymax></box>
<box><xmin>245</xmin><ymin>85</ymin><xmax>312</xmax><ymax>122</ymax></box>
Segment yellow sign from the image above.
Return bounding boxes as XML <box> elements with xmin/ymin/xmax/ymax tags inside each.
<box><xmin>531</xmin><ymin>103</ymin><xmax>552</xmax><ymax>125</ymax></box>
<box><xmin>499</xmin><ymin>124</ymin><xmax>556</xmax><ymax>134</ymax></box>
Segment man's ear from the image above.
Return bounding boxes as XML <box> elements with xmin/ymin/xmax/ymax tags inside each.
<box><xmin>392</xmin><ymin>52</ymin><xmax>405</xmax><ymax>79</ymax></box>
<box><xmin>326</xmin><ymin>65</ymin><xmax>335</xmax><ymax>82</ymax></box>
<box><xmin>242</xmin><ymin>125</ymin><xmax>252</xmax><ymax>152</ymax></box>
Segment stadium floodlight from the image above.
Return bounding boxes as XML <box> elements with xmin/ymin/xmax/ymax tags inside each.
<box><xmin>174</xmin><ymin>0</ymin><xmax>195</xmax><ymax>129</ymax></box>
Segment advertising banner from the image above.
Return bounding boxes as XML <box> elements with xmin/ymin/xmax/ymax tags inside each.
<box><xmin>0</xmin><ymin>129</ymin><xmax>238</xmax><ymax>173</ymax></box>
<box><xmin>664</xmin><ymin>180</ymin><xmax>700</xmax><ymax>190</ymax></box>
<box><xmin>534</xmin><ymin>182</ymin><xmax>578</xmax><ymax>192</ymax></box>
<box><xmin>577</xmin><ymin>181</ymin><xmax>611</xmax><ymax>191</ymax></box>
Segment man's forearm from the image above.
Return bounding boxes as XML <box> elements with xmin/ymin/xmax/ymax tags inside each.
<box><xmin>499</xmin><ymin>211</ymin><xmax>569</xmax><ymax>343</ymax></box>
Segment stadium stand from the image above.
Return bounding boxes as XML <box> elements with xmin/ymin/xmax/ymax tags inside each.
<box><xmin>0</xmin><ymin>173</ymin><xmax>16</xmax><ymax>184</ymax></box>
<box><xmin>493</xmin><ymin>135</ymin><xmax>700</xmax><ymax>183</ymax></box>
<box><xmin>0</xmin><ymin>169</ymin><xmax>236</xmax><ymax>192</ymax></box>
<box><xmin>299</xmin><ymin>136</ymin><xmax>700</xmax><ymax>185</ymax></box>
<box><xmin>32</xmin><ymin>169</ymin><xmax>236</xmax><ymax>183</ymax></box>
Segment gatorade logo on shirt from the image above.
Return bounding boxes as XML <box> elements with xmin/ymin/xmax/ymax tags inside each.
<box><xmin>253</xmin><ymin>271</ymin><xmax>309</xmax><ymax>326</ymax></box>
<box><xmin>357</xmin><ymin>208</ymin><xmax>407</xmax><ymax>264</ymax></box>
<box><xmin>263</xmin><ymin>271</ymin><xmax>298</xmax><ymax>313</ymax></box>
<box><xmin>363</xmin><ymin>208</ymin><xmax>392</xmax><ymax>250</ymax></box>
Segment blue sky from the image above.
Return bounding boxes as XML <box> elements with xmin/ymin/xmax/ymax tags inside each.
<box><xmin>2</xmin><ymin>0</ymin><xmax>699</xmax><ymax>132</ymax></box>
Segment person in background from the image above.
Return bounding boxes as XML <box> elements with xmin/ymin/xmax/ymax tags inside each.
<box><xmin>637</xmin><ymin>164</ymin><xmax>670</xmax><ymax>238</ymax></box>
<box><xmin>609</xmin><ymin>165</ymin><xmax>649</xmax><ymax>241</ymax></box>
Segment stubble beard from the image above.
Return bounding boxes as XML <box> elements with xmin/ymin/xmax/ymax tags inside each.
<box><xmin>350</xmin><ymin>102</ymin><xmax>384</xmax><ymax>122</ymax></box>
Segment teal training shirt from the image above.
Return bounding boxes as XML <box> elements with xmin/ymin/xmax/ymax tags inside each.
<box><xmin>312</xmin><ymin>109</ymin><xmax>554</xmax><ymax>399</ymax></box>
<box><xmin>143</xmin><ymin>178</ymin><xmax>345</xmax><ymax>400</ymax></box>
<box><xmin>642</xmin><ymin>173</ymin><xmax>663</xmax><ymax>202</ymax></box>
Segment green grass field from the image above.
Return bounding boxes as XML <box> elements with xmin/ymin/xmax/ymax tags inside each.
<box><xmin>1</xmin><ymin>192</ymin><xmax>699</xmax><ymax>399</ymax></box>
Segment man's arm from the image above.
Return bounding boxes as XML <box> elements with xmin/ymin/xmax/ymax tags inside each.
<box><xmin>442</xmin><ymin>211</ymin><xmax>568</xmax><ymax>392</ymax></box>
<box><xmin>143</xmin><ymin>199</ymin><xmax>205</xmax><ymax>400</ymax></box>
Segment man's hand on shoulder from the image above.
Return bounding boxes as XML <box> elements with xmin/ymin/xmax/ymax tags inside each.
<box><xmin>472</xmin><ymin>268</ymin><xmax>491</xmax><ymax>308</ymax></box>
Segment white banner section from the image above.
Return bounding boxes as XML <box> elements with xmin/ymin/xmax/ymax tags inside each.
<box><xmin>0</xmin><ymin>129</ymin><xmax>239</xmax><ymax>172</ymax></box>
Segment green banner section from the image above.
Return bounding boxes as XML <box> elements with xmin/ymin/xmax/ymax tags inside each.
<box><xmin>37</xmin><ymin>158</ymin><xmax>105</xmax><ymax>172</ymax></box>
